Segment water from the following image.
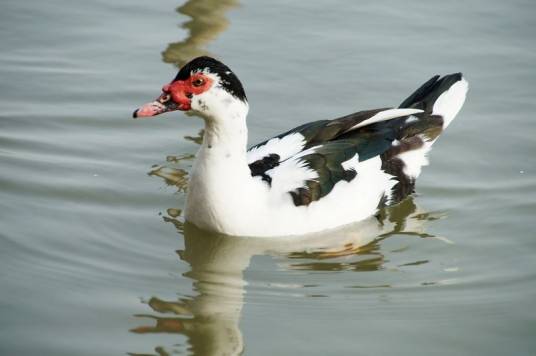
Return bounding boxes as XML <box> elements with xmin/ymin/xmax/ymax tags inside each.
<box><xmin>1</xmin><ymin>0</ymin><xmax>535</xmax><ymax>355</ymax></box>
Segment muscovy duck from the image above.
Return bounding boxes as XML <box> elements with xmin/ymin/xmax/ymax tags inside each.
<box><xmin>134</xmin><ymin>56</ymin><xmax>468</xmax><ymax>237</ymax></box>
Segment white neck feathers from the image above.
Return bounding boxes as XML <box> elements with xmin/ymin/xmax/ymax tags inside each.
<box><xmin>192</xmin><ymin>86</ymin><xmax>250</xmax><ymax>155</ymax></box>
<box><xmin>185</xmin><ymin>89</ymin><xmax>258</xmax><ymax>233</ymax></box>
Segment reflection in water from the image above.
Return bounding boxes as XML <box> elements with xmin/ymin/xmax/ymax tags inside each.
<box><xmin>131</xmin><ymin>224</ymin><xmax>248</xmax><ymax>356</ymax></box>
<box><xmin>286</xmin><ymin>199</ymin><xmax>443</xmax><ymax>272</ymax></box>
<box><xmin>184</xmin><ymin>129</ymin><xmax>204</xmax><ymax>146</ymax></box>
<box><xmin>162</xmin><ymin>0</ymin><xmax>239</xmax><ymax>67</ymax></box>
<box><xmin>148</xmin><ymin>154</ymin><xmax>193</xmax><ymax>192</ymax></box>
<box><xmin>131</xmin><ymin>191</ymin><xmax>442</xmax><ymax>355</ymax></box>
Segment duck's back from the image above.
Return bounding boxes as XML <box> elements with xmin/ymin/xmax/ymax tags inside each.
<box><xmin>241</xmin><ymin>73</ymin><xmax>468</xmax><ymax>236</ymax></box>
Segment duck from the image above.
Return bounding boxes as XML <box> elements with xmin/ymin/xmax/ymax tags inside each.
<box><xmin>133</xmin><ymin>56</ymin><xmax>468</xmax><ymax>237</ymax></box>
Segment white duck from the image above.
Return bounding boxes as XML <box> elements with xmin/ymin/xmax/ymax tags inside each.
<box><xmin>134</xmin><ymin>56</ymin><xmax>468</xmax><ymax>237</ymax></box>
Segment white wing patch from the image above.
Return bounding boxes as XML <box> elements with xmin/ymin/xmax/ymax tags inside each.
<box><xmin>247</xmin><ymin>132</ymin><xmax>305</xmax><ymax>163</ymax></box>
<box><xmin>395</xmin><ymin>133</ymin><xmax>434</xmax><ymax>178</ymax></box>
<box><xmin>345</xmin><ymin>108</ymin><xmax>423</xmax><ymax>132</ymax></box>
<box><xmin>433</xmin><ymin>78</ymin><xmax>469</xmax><ymax>128</ymax></box>
<box><xmin>405</xmin><ymin>115</ymin><xmax>419</xmax><ymax>124</ymax></box>
<box><xmin>266</xmin><ymin>156</ymin><xmax>318</xmax><ymax>197</ymax></box>
<box><xmin>341</xmin><ymin>153</ymin><xmax>360</xmax><ymax>171</ymax></box>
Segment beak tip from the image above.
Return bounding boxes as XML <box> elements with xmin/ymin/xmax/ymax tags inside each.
<box><xmin>132</xmin><ymin>109</ymin><xmax>139</xmax><ymax>119</ymax></box>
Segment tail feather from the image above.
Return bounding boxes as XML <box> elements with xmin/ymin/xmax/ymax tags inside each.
<box><xmin>380</xmin><ymin>73</ymin><xmax>469</xmax><ymax>201</ymax></box>
<box><xmin>400</xmin><ymin>73</ymin><xmax>468</xmax><ymax>128</ymax></box>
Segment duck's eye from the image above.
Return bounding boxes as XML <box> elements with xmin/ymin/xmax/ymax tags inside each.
<box><xmin>192</xmin><ymin>78</ymin><xmax>204</xmax><ymax>87</ymax></box>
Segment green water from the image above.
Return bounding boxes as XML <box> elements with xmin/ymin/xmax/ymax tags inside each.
<box><xmin>1</xmin><ymin>0</ymin><xmax>535</xmax><ymax>355</ymax></box>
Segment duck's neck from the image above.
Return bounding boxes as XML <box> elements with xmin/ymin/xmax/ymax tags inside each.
<box><xmin>199</xmin><ymin>100</ymin><xmax>249</xmax><ymax>162</ymax></box>
<box><xmin>185</xmin><ymin>100</ymin><xmax>257</xmax><ymax>232</ymax></box>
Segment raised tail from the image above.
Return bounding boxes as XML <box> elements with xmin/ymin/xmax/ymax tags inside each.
<box><xmin>399</xmin><ymin>73</ymin><xmax>468</xmax><ymax>128</ymax></box>
<box><xmin>379</xmin><ymin>74</ymin><xmax>468</xmax><ymax>204</ymax></box>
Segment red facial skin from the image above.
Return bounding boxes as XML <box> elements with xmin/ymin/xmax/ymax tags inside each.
<box><xmin>133</xmin><ymin>73</ymin><xmax>213</xmax><ymax>118</ymax></box>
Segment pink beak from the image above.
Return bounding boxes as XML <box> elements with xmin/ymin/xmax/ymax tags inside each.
<box><xmin>133</xmin><ymin>101</ymin><xmax>167</xmax><ymax>119</ymax></box>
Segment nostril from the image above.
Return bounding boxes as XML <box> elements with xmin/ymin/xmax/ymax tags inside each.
<box><xmin>160</xmin><ymin>94</ymin><xmax>171</xmax><ymax>103</ymax></box>
<box><xmin>185</xmin><ymin>93</ymin><xmax>193</xmax><ymax>99</ymax></box>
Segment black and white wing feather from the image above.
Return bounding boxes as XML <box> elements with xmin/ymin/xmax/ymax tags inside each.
<box><xmin>247</xmin><ymin>108</ymin><xmax>422</xmax><ymax>206</ymax></box>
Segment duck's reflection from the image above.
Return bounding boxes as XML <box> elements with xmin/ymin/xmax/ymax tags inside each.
<box><xmin>162</xmin><ymin>0</ymin><xmax>239</xmax><ymax>67</ymax></box>
<box><xmin>130</xmin><ymin>195</ymin><xmax>440</xmax><ymax>355</ymax></box>
<box><xmin>132</xmin><ymin>225</ymin><xmax>247</xmax><ymax>355</ymax></box>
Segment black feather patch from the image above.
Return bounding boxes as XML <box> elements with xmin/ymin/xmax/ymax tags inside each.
<box><xmin>382</xmin><ymin>136</ymin><xmax>424</xmax><ymax>161</ymax></box>
<box><xmin>248</xmin><ymin>108</ymin><xmax>391</xmax><ymax>155</ymax></box>
<box><xmin>287</xmin><ymin>123</ymin><xmax>402</xmax><ymax>207</ymax></box>
<box><xmin>399</xmin><ymin>73</ymin><xmax>462</xmax><ymax>112</ymax></box>
<box><xmin>381</xmin><ymin>157</ymin><xmax>415</xmax><ymax>203</ymax></box>
<box><xmin>249</xmin><ymin>153</ymin><xmax>280</xmax><ymax>185</ymax></box>
<box><xmin>397</xmin><ymin>114</ymin><xmax>444</xmax><ymax>142</ymax></box>
<box><xmin>289</xmin><ymin>142</ymin><xmax>359</xmax><ymax>206</ymax></box>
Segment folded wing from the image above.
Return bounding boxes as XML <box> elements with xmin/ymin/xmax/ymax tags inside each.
<box><xmin>247</xmin><ymin>108</ymin><xmax>422</xmax><ymax>206</ymax></box>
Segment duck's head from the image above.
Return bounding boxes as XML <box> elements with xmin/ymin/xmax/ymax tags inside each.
<box><xmin>133</xmin><ymin>56</ymin><xmax>247</xmax><ymax>120</ymax></box>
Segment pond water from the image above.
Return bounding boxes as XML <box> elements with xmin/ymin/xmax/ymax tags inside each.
<box><xmin>1</xmin><ymin>0</ymin><xmax>535</xmax><ymax>355</ymax></box>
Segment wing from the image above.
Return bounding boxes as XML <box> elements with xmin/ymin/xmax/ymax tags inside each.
<box><xmin>284</xmin><ymin>129</ymin><xmax>396</xmax><ymax>206</ymax></box>
<box><xmin>247</xmin><ymin>108</ymin><xmax>424</xmax><ymax>205</ymax></box>
<box><xmin>247</xmin><ymin>107</ymin><xmax>422</xmax><ymax>185</ymax></box>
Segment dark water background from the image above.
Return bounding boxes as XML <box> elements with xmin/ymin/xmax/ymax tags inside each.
<box><xmin>1</xmin><ymin>0</ymin><xmax>535</xmax><ymax>355</ymax></box>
